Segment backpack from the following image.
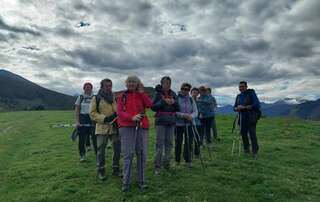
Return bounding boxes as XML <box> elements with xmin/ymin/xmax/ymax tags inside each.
<box><xmin>78</xmin><ymin>94</ymin><xmax>96</xmax><ymax>126</ymax></box>
<box><xmin>238</xmin><ymin>89</ymin><xmax>261</xmax><ymax>120</ymax></box>
<box><xmin>121</xmin><ymin>91</ymin><xmax>128</xmax><ymax>112</ymax></box>
<box><xmin>79</xmin><ymin>94</ymin><xmax>93</xmax><ymax>113</ymax></box>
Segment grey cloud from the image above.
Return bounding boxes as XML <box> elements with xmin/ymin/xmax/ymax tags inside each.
<box><xmin>2</xmin><ymin>0</ymin><xmax>320</xmax><ymax>103</ymax></box>
<box><xmin>0</xmin><ymin>16</ymin><xmax>41</xmax><ymax>36</ymax></box>
<box><xmin>241</xmin><ymin>38</ymin><xmax>270</xmax><ymax>52</ymax></box>
<box><xmin>22</xmin><ymin>46</ymin><xmax>41</xmax><ymax>51</ymax></box>
<box><xmin>0</xmin><ymin>32</ymin><xmax>19</xmax><ymax>42</ymax></box>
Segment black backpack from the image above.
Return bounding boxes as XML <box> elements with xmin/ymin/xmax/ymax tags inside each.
<box><xmin>79</xmin><ymin>94</ymin><xmax>94</xmax><ymax>112</ymax></box>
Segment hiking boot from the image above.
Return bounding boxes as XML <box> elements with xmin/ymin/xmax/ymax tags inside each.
<box><xmin>112</xmin><ymin>168</ymin><xmax>123</xmax><ymax>177</ymax></box>
<box><xmin>86</xmin><ymin>147</ymin><xmax>91</xmax><ymax>152</ymax></box>
<box><xmin>243</xmin><ymin>152</ymin><xmax>250</xmax><ymax>158</ymax></box>
<box><xmin>186</xmin><ymin>162</ymin><xmax>192</xmax><ymax>168</ymax></box>
<box><xmin>98</xmin><ymin>168</ymin><xmax>106</xmax><ymax>181</ymax></box>
<box><xmin>207</xmin><ymin>143</ymin><xmax>214</xmax><ymax>148</ymax></box>
<box><xmin>138</xmin><ymin>183</ymin><xmax>148</xmax><ymax>191</ymax></box>
<box><xmin>253</xmin><ymin>153</ymin><xmax>258</xmax><ymax>160</ymax></box>
<box><xmin>164</xmin><ymin>163</ymin><xmax>171</xmax><ymax>170</ymax></box>
<box><xmin>122</xmin><ymin>184</ymin><xmax>130</xmax><ymax>192</ymax></box>
<box><xmin>80</xmin><ymin>155</ymin><xmax>86</xmax><ymax>162</ymax></box>
<box><xmin>154</xmin><ymin>168</ymin><xmax>161</xmax><ymax>176</ymax></box>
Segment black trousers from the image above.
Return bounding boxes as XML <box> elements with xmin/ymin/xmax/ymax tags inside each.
<box><xmin>175</xmin><ymin>126</ymin><xmax>193</xmax><ymax>163</ymax></box>
<box><xmin>240</xmin><ymin>115</ymin><xmax>259</xmax><ymax>154</ymax></box>
<box><xmin>211</xmin><ymin>116</ymin><xmax>218</xmax><ymax>139</ymax></box>
<box><xmin>78</xmin><ymin>114</ymin><xmax>97</xmax><ymax>156</ymax></box>
<box><xmin>192</xmin><ymin>125</ymin><xmax>202</xmax><ymax>156</ymax></box>
<box><xmin>200</xmin><ymin>117</ymin><xmax>213</xmax><ymax>144</ymax></box>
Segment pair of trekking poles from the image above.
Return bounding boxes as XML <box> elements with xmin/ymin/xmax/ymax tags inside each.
<box><xmin>184</xmin><ymin>120</ymin><xmax>213</xmax><ymax>171</ymax></box>
<box><xmin>231</xmin><ymin>113</ymin><xmax>242</xmax><ymax>156</ymax></box>
<box><xmin>127</xmin><ymin>113</ymin><xmax>145</xmax><ymax>185</ymax></box>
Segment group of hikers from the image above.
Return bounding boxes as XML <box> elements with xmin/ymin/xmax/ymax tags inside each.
<box><xmin>74</xmin><ymin>75</ymin><xmax>261</xmax><ymax>192</ymax></box>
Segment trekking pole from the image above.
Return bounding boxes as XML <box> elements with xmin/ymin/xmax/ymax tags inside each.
<box><xmin>193</xmin><ymin>125</ymin><xmax>213</xmax><ymax>161</ymax></box>
<box><xmin>184</xmin><ymin>120</ymin><xmax>191</xmax><ymax>165</ymax></box>
<box><xmin>191</xmin><ymin>125</ymin><xmax>205</xmax><ymax>171</ymax></box>
<box><xmin>128</xmin><ymin>123</ymin><xmax>138</xmax><ymax>182</ymax></box>
<box><xmin>51</xmin><ymin>123</ymin><xmax>95</xmax><ymax>128</ymax></box>
<box><xmin>231</xmin><ymin>113</ymin><xmax>242</xmax><ymax>156</ymax></box>
<box><xmin>238</xmin><ymin>113</ymin><xmax>242</xmax><ymax>156</ymax></box>
<box><xmin>128</xmin><ymin>113</ymin><xmax>144</xmax><ymax>184</ymax></box>
<box><xmin>138</xmin><ymin>113</ymin><xmax>145</xmax><ymax>185</ymax></box>
<box><xmin>231</xmin><ymin>114</ymin><xmax>238</xmax><ymax>156</ymax></box>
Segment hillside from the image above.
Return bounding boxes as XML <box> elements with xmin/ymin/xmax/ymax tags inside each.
<box><xmin>0</xmin><ymin>111</ymin><xmax>319</xmax><ymax>201</ymax></box>
<box><xmin>290</xmin><ymin>99</ymin><xmax>320</xmax><ymax>120</ymax></box>
<box><xmin>217</xmin><ymin>99</ymin><xmax>320</xmax><ymax>121</ymax></box>
<box><xmin>0</xmin><ymin>69</ymin><xmax>75</xmax><ymax>111</ymax></box>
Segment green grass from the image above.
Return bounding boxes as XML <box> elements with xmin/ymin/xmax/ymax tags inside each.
<box><xmin>0</xmin><ymin>111</ymin><xmax>319</xmax><ymax>202</ymax></box>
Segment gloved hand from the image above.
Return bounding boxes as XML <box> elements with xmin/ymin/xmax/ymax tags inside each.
<box><xmin>104</xmin><ymin>113</ymin><xmax>117</xmax><ymax>123</ymax></box>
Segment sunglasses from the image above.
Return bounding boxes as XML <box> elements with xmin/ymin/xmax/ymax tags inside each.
<box><xmin>181</xmin><ymin>88</ymin><xmax>190</xmax><ymax>91</ymax></box>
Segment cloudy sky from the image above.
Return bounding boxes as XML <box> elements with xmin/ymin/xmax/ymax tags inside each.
<box><xmin>0</xmin><ymin>0</ymin><xmax>319</xmax><ymax>104</ymax></box>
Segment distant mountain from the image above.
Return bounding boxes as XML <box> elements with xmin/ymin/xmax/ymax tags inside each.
<box><xmin>260</xmin><ymin>102</ymin><xmax>294</xmax><ymax>117</ymax></box>
<box><xmin>0</xmin><ymin>69</ymin><xmax>75</xmax><ymax>111</ymax></box>
<box><xmin>216</xmin><ymin>99</ymin><xmax>320</xmax><ymax>121</ymax></box>
<box><xmin>216</xmin><ymin>105</ymin><xmax>234</xmax><ymax>115</ymax></box>
<box><xmin>290</xmin><ymin>99</ymin><xmax>320</xmax><ymax>120</ymax></box>
<box><xmin>278</xmin><ymin>97</ymin><xmax>310</xmax><ymax>105</ymax></box>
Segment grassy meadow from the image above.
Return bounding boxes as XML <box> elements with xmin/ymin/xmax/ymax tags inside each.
<box><xmin>0</xmin><ymin>110</ymin><xmax>319</xmax><ymax>202</ymax></box>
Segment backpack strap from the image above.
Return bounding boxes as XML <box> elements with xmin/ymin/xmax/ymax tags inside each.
<box><xmin>235</xmin><ymin>94</ymin><xmax>240</xmax><ymax>105</ymax></box>
<box><xmin>122</xmin><ymin>91</ymin><xmax>128</xmax><ymax>112</ymax></box>
<box><xmin>189</xmin><ymin>96</ymin><xmax>194</xmax><ymax>105</ymax></box>
<box><xmin>79</xmin><ymin>95</ymin><xmax>84</xmax><ymax>111</ymax></box>
<box><xmin>95</xmin><ymin>95</ymin><xmax>101</xmax><ymax>113</ymax></box>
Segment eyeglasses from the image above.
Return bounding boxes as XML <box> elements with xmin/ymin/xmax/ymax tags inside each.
<box><xmin>181</xmin><ymin>88</ymin><xmax>190</xmax><ymax>91</ymax></box>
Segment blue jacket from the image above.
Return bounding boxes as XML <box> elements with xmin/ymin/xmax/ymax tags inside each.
<box><xmin>234</xmin><ymin>89</ymin><xmax>261</xmax><ymax>117</ymax></box>
<box><xmin>197</xmin><ymin>94</ymin><xmax>216</xmax><ymax>118</ymax></box>
<box><xmin>234</xmin><ymin>89</ymin><xmax>260</xmax><ymax>109</ymax></box>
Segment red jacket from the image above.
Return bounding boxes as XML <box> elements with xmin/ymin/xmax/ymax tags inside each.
<box><xmin>117</xmin><ymin>91</ymin><xmax>153</xmax><ymax>129</ymax></box>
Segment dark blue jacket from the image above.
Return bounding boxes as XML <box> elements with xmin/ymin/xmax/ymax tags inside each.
<box><xmin>151</xmin><ymin>89</ymin><xmax>179</xmax><ymax>125</ymax></box>
<box><xmin>234</xmin><ymin>89</ymin><xmax>260</xmax><ymax>110</ymax></box>
<box><xmin>234</xmin><ymin>89</ymin><xmax>261</xmax><ymax>122</ymax></box>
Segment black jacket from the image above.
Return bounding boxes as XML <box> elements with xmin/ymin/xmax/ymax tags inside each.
<box><xmin>151</xmin><ymin>89</ymin><xmax>179</xmax><ymax>125</ymax></box>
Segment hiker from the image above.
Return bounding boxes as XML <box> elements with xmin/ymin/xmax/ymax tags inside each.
<box><xmin>234</xmin><ymin>81</ymin><xmax>261</xmax><ymax>158</ymax></box>
<box><xmin>190</xmin><ymin>87</ymin><xmax>202</xmax><ymax>157</ymax></box>
<box><xmin>197</xmin><ymin>86</ymin><xmax>216</xmax><ymax>147</ymax></box>
<box><xmin>206</xmin><ymin>87</ymin><xmax>219</xmax><ymax>141</ymax></box>
<box><xmin>75</xmin><ymin>82</ymin><xmax>97</xmax><ymax>162</ymax></box>
<box><xmin>117</xmin><ymin>75</ymin><xmax>153</xmax><ymax>192</ymax></box>
<box><xmin>151</xmin><ymin>76</ymin><xmax>179</xmax><ymax>175</ymax></box>
<box><xmin>89</xmin><ymin>78</ymin><xmax>121</xmax><ymax>180</ymax></box>
<box><xmin>175</xmin><ymin>83</ymin><xmax>198</xmax><ymax>167</ymax></box>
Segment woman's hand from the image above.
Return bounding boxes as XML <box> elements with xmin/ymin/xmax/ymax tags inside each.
<box><xmin>164</xmin><ymin>98</ymin><xmax>175</xmax><ymax>105</ymax></box>
<box><xmin>75</xmin><ymin>121</ymin><xmax>80</xmax><ymax>128</ymax></box>
<box><xmin>184</xmin><ymin>114</ymin><xmax>192</xmax><ymax>121</ymax></box>
<box><xmin>132</xmin><ymin>113</ymin><xmax>144</xmax><ymax>122</ymax></box>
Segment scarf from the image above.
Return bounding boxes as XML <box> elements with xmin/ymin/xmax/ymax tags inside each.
<box><xmin>98</xmin><ymin>89</ymin><xmax>114</xmax><ymax>104</ymax></box>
